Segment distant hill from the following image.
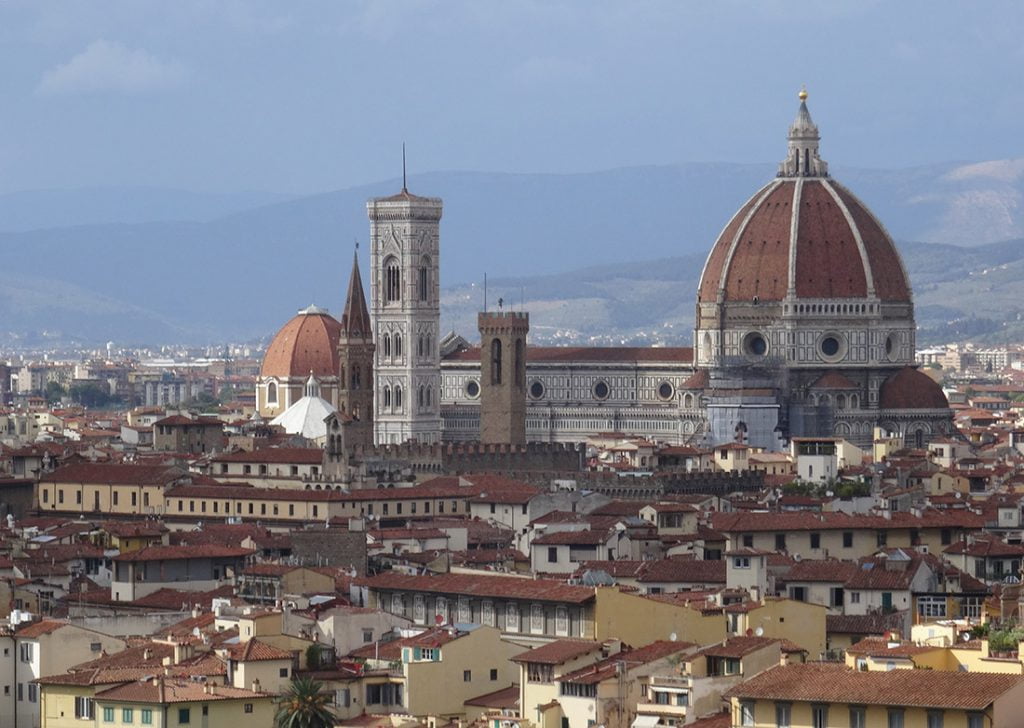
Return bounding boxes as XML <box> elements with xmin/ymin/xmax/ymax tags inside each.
<box><xmin>1</xmin><ymin>159</ymin><xmax>1023</xmax><ymax>347</ymax></box>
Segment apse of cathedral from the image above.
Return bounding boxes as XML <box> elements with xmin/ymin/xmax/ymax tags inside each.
<box><xmin>257</xmin><ymin>91</ymin><xmax>953</xmax><ymax>451</ymax></box>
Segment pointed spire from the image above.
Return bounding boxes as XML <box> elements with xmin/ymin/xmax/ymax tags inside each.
<box><xmin>778</xmin><ymin>87</ymin><xmax>828</xmax><ymax>178</ymax></box>
<box><xmin>305</xmin><ymin>371</ymin><xmax>320</xmax><ymax>398</ymax></box>
<box><xmin>402</xmin><ymin>143</ymin><xmax>407</xmax><ymax>193</ymax></box>
<box><xmin>342</xmin><ymin>247</ymin><xmax>372</xmax><ymax>339</ymax></box>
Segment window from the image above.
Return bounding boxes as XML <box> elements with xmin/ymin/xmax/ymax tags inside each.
<box><xmin>491</xmin><ymin>339</ymin><xmax>503</xmax><ymax>385</ymax></box>
<box><xmin>141</xmin><ymin>709</ymin><xmax>152</xmax><ymax>725</ymax></box>
<box><xmin>877</xmin><ymin>530</ymin><xmax>888</xmax><ymax>547</ymax></box>
<box><xmin>941</xmin><ymin>528</ymin><xmax>952</xmax><ymax>546</ymax></box>
<box><xmin>103</xmin><ymin>706</ymin><xmax>115</xmax><ymax>723</ymax></box>
<box><xmin>245</xmin><ymin>704</ymin><xmax>254</xmax><ymax>714</ymax></box>
<box><xmin>843</xmin><ymin>531</ymin><xmax>854</xmax><ymax>548</ymax></box>
<box><xmin>739</xmin><ymin>700</ymin><xmax>754</xmax><ymax>727</ymax></box>
<box><xmin>887</xmin><ymin>708</ymin><xmax>904</xmax><ymax>728</ymax></box>
<box><xmin>122</xmin><ymin>708</ymin><xmax>134</xmax><ymax>723</ymax></box>
<box><xmin>363</xmin><ymin>629</ymin><xmax>374</xmax><ymax>643</ymax></box>
<box><xmin>75</xmin><ymin>696</ymin><xmax>95</xmax><ymax>719</ymax></box>
<box><xmin>419</xmin><ymin>257</ymin><xmax>430</xmax><ymax>301</ymax></box>
<box><xmin>849</xmin><ymin>706</ymin><xmax>866</xmax><ymax>728</ymax></box>
<box><xmin>775</xmin><ymin>533</ymin><xmax>786</xmax><ymax>550</ymax></box>
<box><xmin>811</xmin><ymin>705</ymin><xmax>827</xmax><ymax>728</ymax></box>
<box><xmin>810</xmin><ymin>532</ymin><xmax>820</xmax><ymax>549</ymax></box>
<box><xmin>775</xmin><ymin>702</ymin><xmax>791</xmax><ymax>728</ymax></box>
<box><xmin>850</xmin><ymin>591</ymin><xmax>861</xmax><ymax>604</ymax></box>
<box><xmin>967</xmin><ymin>713</ymin><xmax>984</xmax><ymax>728</ymax></box>
<box><xmin>733</xmin><ymin>556</ymin><xmax>750</xmax><ymax>569</ymax></box>
<box><xmin>279</xmin><ymin>668</ymin><xmax>289</xmax><ymax>678</ymax></box>
<box><xmin>742</xmin><ymin>534</ymin><xmax>754</xmax><ymax>548</ymax></box>
<box><xmin>490</xmin><ymin>668</ymin><xmax>498</xmax><ymax>681</ymax></box>
<box><xmin>464</xmin><ymin>670</ymin><xmax>472</xmax><ymax>682</ymax></box>
<box><xmin>926</xmin><ymin>710</ymin><xmax>943</xmax><ymax>728</ymax></box>
<box><xmin>28</xmin><ymin>683</ymin><xmax>37</xmax><ymax>702</ymax></box>
<box><xmin>385</xmin><ymin>258</ymin><xmax>401</xmax><ymax>303</ymax></box>
<box><xmin>179</xmin><ymin>708</ymin><xmax>191</xmax><ymax>724</ymax></box>
<box><xmin>19</xmin><ymin>642</ymin><xmax>33</xmax><ymax>662</ymax></box>
<box><xmin>527</xmin><ymin>663</ymin><xmax>554</xmax><ymax>683</ymax></box>
<box><xmin>548</xmin><ymin>546</ymin><xmax>558</xmax><ymax>563</ymax></box>
<box><xmin>918</xmin><ymin>596</ymin><xmax>947</xmax><ymax>619</ymax></box>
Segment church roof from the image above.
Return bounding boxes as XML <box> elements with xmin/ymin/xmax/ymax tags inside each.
<box><xmin>269</xmin><ymin>394</ymin><xmax>337</xmax><ymax>440</ymax></box>
<box><xmin>443</xmin><ymin>346</ymin><xmax>693</xmax><ymax>364</ymax></box>
<box><xmin>260</xmin><ymin>307</ymin><xmax>341</xmax><ymax>379</ymax></box>
<box><xmin>342</xmin><ymin>251</ymin><xmax>372</xmax><ymax>338</ymax></box>
<box><xmin>810</xmin><ymin>372</ymin><xmax>858</xmax><ymax>389</ymax></box>
<box><xmin>879</xmin><ymin>367</ymin><xmax>950</xmax><ymax>410</ymax></box>
<box><xmin>698</xmin><ymin>92</ymin><xmax>911</xmax><ymax>304</ymax></box>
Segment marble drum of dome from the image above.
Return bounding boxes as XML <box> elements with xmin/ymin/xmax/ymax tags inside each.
<box><xmin>695</xmin><ymin>91</ymin><xmax>915</xmax><ymax>373</ymax></box>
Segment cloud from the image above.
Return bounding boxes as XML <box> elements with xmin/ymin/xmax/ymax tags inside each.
<box><xmin>36</xmin><ymin>40</ymin><xmax>186</xmax><ymax>96</ymax></box>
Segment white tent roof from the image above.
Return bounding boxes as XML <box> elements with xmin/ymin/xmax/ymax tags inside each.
<box><xmin>269</xmin><ymin>394</ymin><xmax>336</xmax><ymax>440</ymax></box>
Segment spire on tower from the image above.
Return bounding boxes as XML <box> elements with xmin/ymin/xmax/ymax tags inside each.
<box><xmin>778</xmin><ymin>87</ymin><xmax>828</xmax><ymax>178</ymax></box>
<box><xmin>342</xmin><ymin>247</ymin><xmax>373</xmax><ymax>339</ymax></box>
<box><xmin>402</xmin><ymin>143</ymin><xmax>407</xmax><ymax>192</ymax></box>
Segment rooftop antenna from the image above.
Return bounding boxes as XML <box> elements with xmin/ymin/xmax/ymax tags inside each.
<box><xmin>402</xmin><ymin>143</ymin><xmax>407</xmax><ymax>192</ymax></box>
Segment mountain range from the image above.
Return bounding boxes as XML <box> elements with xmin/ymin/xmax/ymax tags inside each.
<box><xmin>1</xmin><ymin>158</ymin><xmax>1023</xmax><ymax>348</ymax></box>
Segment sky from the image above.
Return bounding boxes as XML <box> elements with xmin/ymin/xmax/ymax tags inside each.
<box><xmin>0</xmin><ymin>0</ymin><xmax>1022</xmax><ymax>196</ymax></box>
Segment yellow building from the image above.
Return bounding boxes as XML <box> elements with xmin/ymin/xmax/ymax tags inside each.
<box><xmin>726</xmin><ymin>662</ymin><xmax>1024</xmax><ymax>728</ymax></box>
<box><xmin>592</xmin><ymin>588</ymin><xmax>726</xmax><ymax>647</ymax></box>
<box><xmin>514</xmin><ymin>639</ymin><xmax>610</xmax><ymax>728</ymax></box>
<box><xmin>92</xmin><ymin>677</ymin><xmax>275</xmax><ymax>728</ymax></box>
<box><xmin>724</xmin><ymin>598</ymin><xmax>827</xmax><ymax>657</ymax></box>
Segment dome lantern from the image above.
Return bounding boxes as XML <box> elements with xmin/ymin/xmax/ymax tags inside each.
<box><xmin>779</xmin><ymin>87</ymin><xmax>828</xmax><ymax>178</ymax></box>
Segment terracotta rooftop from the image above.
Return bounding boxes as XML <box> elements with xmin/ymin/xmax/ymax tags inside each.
<box><xmin>512</xmin><ymin>639</ymin><xmax>602</xmax><ymax>665</ymax></box>
<box><xmin>95</xmin><ymin>677</ymin><xmax>268</xmax><ymax>704</ymax></box>
<box><xmin>224</xmin><ymin>639</ymin><xmax>293</xmax><ymax>662</ymax></box>
<box><xmin>211</xmin><ymin>447</ymin><xmax>324</xmax><ymax>464</ymax></box>
<box><xmin>444</xmin><ymin>346</ymin><xmax>693</xmax><ymax>364</ymax></box>
<box><xmin>725</xmin><ymin>662</ymin><xmax>1024</xmax><ymax>710</ymax></box>
<box><xmin>879</xmin><ymin>367</ymin><xmax>950</xmax><ymax>410</ymax></box>
<box><xmin>261</xmin><ymin>309</ymin><xmax>342</xmax><ymax>378</ymax></box>
<box><xmin>114</xmin><ymin>544</ymin><xmax>254</xmax><ymax>562</ymax></box>
<box><xmin>41</xmin><ymin>463</ymin><xmax>186</xmax><ymax>486</ymax></box>
<box><xmin>361</xmin><ymin>572</ymin><xmax>595</xmax><ymax>604</ymax></box>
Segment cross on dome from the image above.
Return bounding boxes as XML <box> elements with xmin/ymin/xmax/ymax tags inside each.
<box><xmin>778</xmin><ymin>87</ymin><xmax>828</xmax><ymax>178</ymax></box>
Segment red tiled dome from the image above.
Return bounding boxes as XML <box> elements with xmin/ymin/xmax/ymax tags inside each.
<box><xmin>261</xmin><ymin>306</ymin><xmax>341</xmax><ymax>378</ymax></box>
<box><xmin>698</xmin><ymin>178</ymin><xmax>911</xmax><ymax>304</ymax></box>
<box><xmin>879</xmin><ymin>367</ymin><xmax>949</xmax><ymax>410</ymax></box>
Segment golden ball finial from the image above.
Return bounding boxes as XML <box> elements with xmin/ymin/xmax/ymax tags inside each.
<box><xmin>798</xmin><ymin>86</ymin><xmax>808</xmax><ymax>101</ymax></box>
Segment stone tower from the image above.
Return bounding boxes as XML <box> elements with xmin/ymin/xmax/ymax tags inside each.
<box><xmin>478</xmin><ymin>310</ymin><xmax>529</xmax><ymax>446</ymax></box>
<box><xmin>337</xmin><ymin>250</ymin><xmax>375</xmax><ymax>447</ymax></box>
<box><xmin>368</xmin><ymin>183</ymin><xmax>443</xmax><ymax>444</ymax></box>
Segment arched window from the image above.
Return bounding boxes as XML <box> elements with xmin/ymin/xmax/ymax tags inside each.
<box><xmin>515</xmin><ymin>338</ymin><xmax>525</xmax><ymax>386</ymax></box>
<box><xmin>385</xmin><ymin>257</ymin><xmax>401</xmax><ymax>303</ymax></box>
<box><xmin>267</xmin><ymin>381</ymin><xmax>278</xmax><ymax>404</ymax></box>
<box><xmin>419</xmin><ymin>256</ymin><xmax>431</xmax><ymax>302</ymax></box>
<box><xmin>915</xmin><ymin>429</ymin><xmax>925</xmax><ymax>449</ymax></box>
<box><xmin>383</xmin><ymin>386</ymin><xmax>391</xmax><ymax>408</ymax></box>
<box><xmin>418</xmin><ymin>386</ymin><xmax>424</xmax><ymax>408</ymax></box>
<box><xmin>836</xmin><ymin>394</ymin><xmax>846</xmax><ymax>409</ymax></box>
<box><xmin>395</xmin><ymin>385</ymin><xmax>403</xmax><ymax>410</ymax></box>
<box><xmin>426</xmin><ymin>387</ymin><xmax>432</xmax><ymax>406</ymax></box>
<box><xmin>491</xmin><ymin>339</ymin><xmax>503</xmax><ymax>385</ymax></box>
<box><xmin>351</xmin><ymin>365</ymin><xmax>361</xmax><ymax>390</ymax></box>
<box><xmin>394</xmin><ymin>334</ymin><xmax>402</xmax><ymax>357</ymax></box>
<box><xmin>353</xmin><ymin>404</ymin><xmax>360</xmax><ymax>419</ymax></box>
<box><xmin>418</xmin><ymin>335</ymin><xmax>424</xmax><ymax>357</ymax></box>
<box><xmin>383</xmin><ymin>334</ymin><xmax>391</xmax><ymax>358</ymax></box>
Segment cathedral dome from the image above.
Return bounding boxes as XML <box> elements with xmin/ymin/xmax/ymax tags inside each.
<box><xmin>261</xmin><ymin>305</ymin><xmax>342</xmax><ymax>378</ymax></box>
<box><xmin>698</xmin><ymin>93</ymin><xmax>911</xmax><ymax>305</ymax></box>
<box><xmin>879</xmin><ymin>367</ymin><xmax>949</xmax><ymax>410</ymax></box>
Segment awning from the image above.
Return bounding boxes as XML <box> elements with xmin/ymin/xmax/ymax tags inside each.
<box><xmin>632</xmin><ymin>715</ymin><xmax>661</xmax><ymax>728</ymax></box>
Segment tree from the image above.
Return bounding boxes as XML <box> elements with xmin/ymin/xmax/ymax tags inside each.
<box><xmin>43</xmin><ymin>381</ymin><xmax>65</xmax><ymax>405</ymax></box>
<box><xmin>68</xmin><ymin>381</ymin><xmax>115</xmax><ymax>408</ymax></box>
<box><xmin>274</xmin><ymin>676</ymin><xmax>336</xmax><ymax>728</ymax></box>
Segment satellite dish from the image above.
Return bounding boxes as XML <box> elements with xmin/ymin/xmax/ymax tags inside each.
<box><xmin>755</xmin><ymin>627</ymin><xmax>764</xmax><ymax>637</ymax></box>
<box><xmin>669</xmin><ymin>632</ymin><xmax>678</xmax><ymax>642</ymax></box>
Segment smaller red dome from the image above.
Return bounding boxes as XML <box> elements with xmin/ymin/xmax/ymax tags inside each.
<box><xmin>261</xmin><ymin>306</ymin><xmax>342</xmax><ymax>379</ymax></box>
<box><xmin>879</xmin><ymin>367</ymin><xmax>949</xmax><ymax>410</ymax></box>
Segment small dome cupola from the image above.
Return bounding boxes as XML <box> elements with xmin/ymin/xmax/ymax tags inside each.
<box><xmin>304</xmin><ymin>372</ymin><xmax>321</xmax><ymax>398</ymax></box>
<box><xmin>779</xmin><ymin>87</ymin><xmax>828</xmax><ymax>178</ymax></box>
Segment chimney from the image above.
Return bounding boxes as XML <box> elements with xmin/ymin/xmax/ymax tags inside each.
<box><xmin>252</xmin><ymin>678</ymin><xmax>261</xmax><ymax>693</ymax></box>
<box><xmin>143</xmin><ymin>648</ymin><xmax>152</xmax><ymax>660</ymax></box>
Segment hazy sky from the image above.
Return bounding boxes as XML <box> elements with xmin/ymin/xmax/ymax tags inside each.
<box><xmin>0</xmin><ymin>1</ymin><xmax>1021</xmax><ymax>195</ymax></box>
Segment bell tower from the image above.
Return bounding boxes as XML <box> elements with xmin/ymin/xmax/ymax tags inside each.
<box><xmin>337</xmin><ymin>250</ymin><xmax>375</xmax><ymax>447</ymax></box>
<box><xmin>367</xmin><ymin>175</ymin><xmax>443</xmax><ymax>445</ymax></box>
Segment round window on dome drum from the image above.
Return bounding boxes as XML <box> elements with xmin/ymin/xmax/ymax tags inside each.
<box><xmin>818</xmin><ymin>333</ymin><xmax>847</xmax><ymax>362</ymax></box>
<box><xmin>821</xmin><ymin>337</ymin><xmax>840</xmax><ymax>357</ymax></box>
<box><xmin>465</xmin><ymin>380</ymin><xmax>480</xmax><ymax>398</ymax></box>
<box><xmin>593</xmin><ymin>381</ymin><xmax>610</xmax><ymax>400</ymax></box>
<box><xmin>529</xmin><ymin>381</ymin><xmax>545</xmax><ymax>399</ymax></box>
<box><xmin>658</xmin><ymin>382</ymin><xmax>674</xmax><ymax>400</ymax></box>
<box><xmin>743</xmin><ymin>332</ymin><xmax>768</xmax><ymax>358</ymax></box>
